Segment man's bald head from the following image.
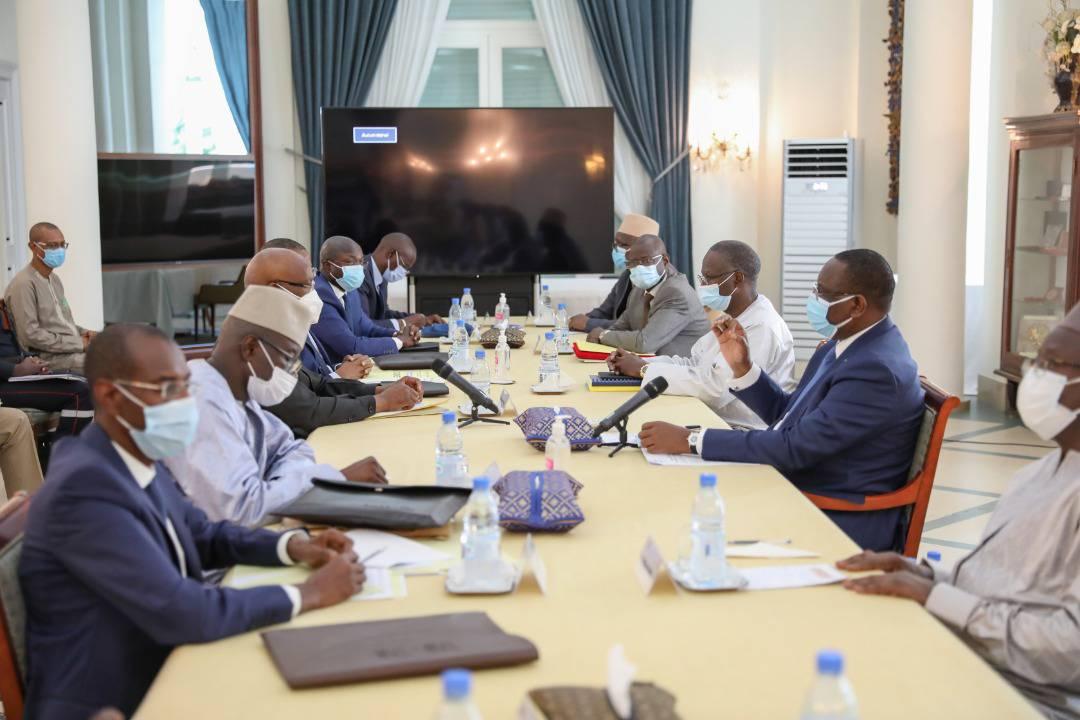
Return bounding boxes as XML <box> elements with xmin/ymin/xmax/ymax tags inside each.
<box><xmin>319</xmin><ymin>235</ymin><xmax>361</xmax><ymax>264</ymax></box>
<box><xmin>626</xmin><ymin>233</ymin><xmax>669</xmax><ymax>269</ymax></box>
<box><xmin>376</xmin><ymin>232</ymin><xmax>415</xmax><ymax>254</ymax></box>
<box><xmin>372</xmin><ymin>232</ymin><xmax>417</xmax><ymax>272</ymax></box>
<box><xmin>245</xmin><ymin>247</ymin><xmax>314</xmax><ymax>294</ymax></box>
<box><xmin>263</xmin><ymin>237</ymin><xmax>308</xmax><ymax>255</ymax></box>
<box><xmin>29</xmin><ymin>222</ymin><xmax>63</xmax><ymax>246</ymax></box>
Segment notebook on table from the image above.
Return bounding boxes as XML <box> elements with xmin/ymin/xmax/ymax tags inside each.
<box><xmin>588</xmin><ymin>373</ymin><xmax>642</xmax><ymax>391</ymax></box>
<box><xmin>572</xmin><ymin>341</ymin><xmax>655</xmax><ymax>361</ymax></box>
<box><xmin>261</xmin><ymin>612</ymin><xmax>539</xmax><ymax>689</ymax></box>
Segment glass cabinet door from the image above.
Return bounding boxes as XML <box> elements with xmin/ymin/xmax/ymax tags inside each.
<box><xmin>1009</xmin><ymin>144</ymin><xmax>1073</xmax><ymax>359</ymax></box>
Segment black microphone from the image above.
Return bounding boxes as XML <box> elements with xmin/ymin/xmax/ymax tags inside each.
<box><xmin>591</xmin><ymin>377</ymin><xmax>669</xmax><ymax>436</ymax></box>
<box><xmin>431</xmin><ymin>358</ymin><xmax>501</xmax><ymax>415</ymax></box>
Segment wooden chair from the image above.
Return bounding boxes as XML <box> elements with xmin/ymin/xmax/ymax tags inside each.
<box><xmin>193</xmin><ymin>265</ymin><xmax>247</xmax><ymax>338</ymax></box>
<box><xmin>802</xmin><ymin>377</ymin><xmax>961</xmax><ymax>557</ymax></box>
<box><xmin>179</xmin><ymin>342</ymin><xmax>216</xmax><ymax>361</ymax></box>
<box><xmin>0</xmin><ymin>301</ymin><xmax>60</xmax><ymax>455</ymax></box>
<box><xmin>0</xmin><ymin>492</ymin><xmax>32</xmax><ymax>720</ymax></box>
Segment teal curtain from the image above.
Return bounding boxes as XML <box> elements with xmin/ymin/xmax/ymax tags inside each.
<box><xmin>200</xmin><ymin>0</ymin><xmax>250</xmax><ymax>151</ymax></box>
<box><xmin>288</xmin><ymin>0</ymin><xmax>398</xmax><ymax>261</ymax></box>
<box><xmin>577</xmin><ymin>0</ymin><xmax>693</xmax><ymax>277</ymax></box>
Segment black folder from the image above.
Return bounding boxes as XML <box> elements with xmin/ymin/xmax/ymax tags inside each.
<box><xmin>375</xmin><ymin>351</ymin><xmax>448</xmax><ymax>370</ymax></box>
<box><xmin>273</xmin><ymin>480</ymin><xmax>470</xmax><ymax>529</ymax></box>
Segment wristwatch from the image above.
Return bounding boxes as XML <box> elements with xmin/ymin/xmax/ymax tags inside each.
<box><xmin>688</xmin><ymin>431</ymin><xmax>701</xmax><ymax>455</ymax></box>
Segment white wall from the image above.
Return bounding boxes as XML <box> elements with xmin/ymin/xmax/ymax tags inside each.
<box><xmin>16</xmin><ymin>0</ymin><xmax>104</xmax><ymax>329</ymax></box>
<box><xmin>0</xmin><ymin>0</ymin><xmax>16</xmax><ymax>64</ymax></box>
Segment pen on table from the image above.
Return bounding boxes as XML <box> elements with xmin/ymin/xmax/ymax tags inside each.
<box><xmin>729</xmin><ymin>538</ymin><xmax>792</xmax><ymax>546</ymax></box>
<box><xmin>360</xmin><ymin>547</ymin><xmax>386</xmax><ymax>564</ymax></box>
<box><xmin>684</xmin><ymin>425</ymin><xmax>701</xmax><ymax>430</ymax></box>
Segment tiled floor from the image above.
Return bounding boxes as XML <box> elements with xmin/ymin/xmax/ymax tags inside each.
<box><xmin>917</xmin><ymin>401</ymin><xmax>1056</xmax><ymax>565</ymax></box>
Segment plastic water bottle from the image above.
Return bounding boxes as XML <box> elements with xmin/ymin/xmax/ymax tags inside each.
<box><xmin>449</xmin><ymin>297</ymin><xmax>462</xmax><ymax>326</ymax></box>
<box><xmin>436</xmin><ymin>668</ymin><xmax>482</xmax><ymax>720</ymax></box>
<box><xmin>800</xmin><ymin>650</ymin><xmax>858</xmax><ymax>720</ymax></box>
<box><xmin>495</xmin><ymin>293</ymin><xmax>510</xmax><ymax>329</ymax></box>
<box><xmin>538</xmin><ymin>331</ymin><xmax>560</xmax><ymax>386</ymax></box>
<box><xmin>554</xmin><ymin>303</ymin><xmax>570</xmax><ymax>352</ymax></box>
<box><xmin>461</xmin><ymin>288</ymin><xmax>476</xmax><ymax>323</ymax></box>
<box><xmin>689</xmin><ymin>473</ymin><xmax>729</xmax><ymax>585</ymax></box>
<box><xmin>471</xmin><ymin>350</ymin><xmax>491</xmax><ymax>399</ymax></box>
<box><xmin>540</xmin><ymin>284</ymin><xmax>553</xmax><ymax>322</ymax></box>
<box><xmin>544</xmin><ymin>414</ymin><xmax>571</xmax><ymax>471</ymax></box>
<box><xmin>435</xmin><ymin>411</ymin><xmax>468</xmax><ymax>487</ymax></box>
<box><xmin>461</xmin><ymin>477</ymin><xmax>502</xmax><ymax>583</ymax></box>
<box><xmin>493</xmin><ymin>329</ymin><xmax>511</xmax><ymax>382</ymax></box>
<box><xmin>450</xmin><ymin>319</ymin><xmax>470</xmax><ymax>372</ymax></box>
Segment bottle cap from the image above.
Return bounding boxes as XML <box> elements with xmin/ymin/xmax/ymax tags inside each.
<box><xmin>816</xmin><ymin>650</ymin><xmax>844</xmax><ymax>675</ymax></box>
<box><xmin>442</xmin><ymin>668</ymin><xmax>471</xmax><ymax>700</ymax></box>
<box><xmin>542</xmin><ymin>285</ymin><xmax>549</xmax><ymax>290</ymax></box>
<box><xmin>451</xmin><ymin>298</ymin><xmax>459</xmax><ymax>305</ymax></box>
<box><xmin>456</xmin><ymin>319</ymin><xmax>464</xmax><ymax>326</ymax></box>
<box><xmin>463</xmin><ymin>288</ymin><xmax>471</xmax><ymax>293</ymax></box>
<box><xmin>545</xmin><ymin>331</ymin><xmax>555</xmax><ymax>340</ymax></box>
<box><xmin>472</xmin><ymin>477</ymin><xmax>490</xmax><ymax>491</ymax></box>
<box><xmin>699</xmin><ymin>473</ymin><xmax>717</xmax><ymax>488</ymax></box>
<box><xmin>475</xmin><ymin>350</ymin><xmax>485</xmax><ymax>359</ymax></box>
<box><xmin>926</xmin><ymin>551</ymin><xmax>941</xmax><ymax>562</ymax></box>
<box><xmin>558</xmin><ymin>303</ymin><xmax>566</xmax><ymax>309</ymax></box>
<box><xmin>442</xmin><ymin>411</ymin><xmax>456</xmax><ymax>424</ymax></box>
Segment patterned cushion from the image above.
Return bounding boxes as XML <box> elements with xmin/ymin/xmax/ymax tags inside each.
<box><xmin>493</xmin><ymin>470</ymin><xmax>585</xmax><ymax>533</ymax></box>
<box><xmin>480</xmin><ymin>327</ymin><xmax>526</xmax><ymax>349</ymax></box>
<box><xmin>0</xmin><ymin>537</ymin><xmax>26</xmax><ymax>685</ymax></box>
<box><xmin>513</xmin><ymin>407</ymin><xmax>599</xmax><ymax>451</ymax></box>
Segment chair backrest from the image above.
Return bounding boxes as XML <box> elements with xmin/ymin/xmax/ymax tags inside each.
<box><xmin>901</xmin><ymin>377</ymin><xmax>961</xmax><ymax>556</ymax></box>
<box><xmin>180</xmin><ymin>342</ymin><xmax>216</xmax><ymax>361</ymax></box>
<box><xmin>0</xmin><ymin>300</ymin><xmax>25</xmax><ymax>357</ymax></box>
<box><xmin>0</xmin><ymin>492</ymin><xmax>31</xmax><ymax>720</ymax></box>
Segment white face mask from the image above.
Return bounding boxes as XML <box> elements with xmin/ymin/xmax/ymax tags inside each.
<box><xmin>1017</xmin><ymin>365</ymin><xmax>1080</xmax><ymax>441</ymax></box>
<box><xmin>246</xmin><ymin>340</ymin><xmax>298</xmax><ymax>407</ymax></box>
<box><xmin>273</xmin><ymin>283</ymin><xmax>323</xmax><ymax>325</ymax></box>
<box><xmin>384</xmin><ymin>252</ymin><xmax>409</xmax><ymax>283</ymax></box>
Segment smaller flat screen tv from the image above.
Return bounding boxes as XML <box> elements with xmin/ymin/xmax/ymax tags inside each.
<box><xmin>98</xmin><ymin>156</ymin><xmax>255</xmax><ymax>264</ymax></box>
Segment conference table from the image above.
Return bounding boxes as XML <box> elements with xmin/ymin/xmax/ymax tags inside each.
<box><xmin>139</xmin><ymin>327</ymin><xmax>1037</xmax><ymax>718</ymax></box>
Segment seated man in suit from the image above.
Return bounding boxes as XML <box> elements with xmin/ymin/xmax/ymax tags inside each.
<box><xmin>0</xmin><ymin>406</ymin><xmax>43</xmax><ymax>497</ymax></box>
<box><xmin>569</xmin><ymin>213</ymin><xmax>659</xmax><ymax>332</ymax></box>
<box><xmin>312</xmin><ymin>235</ymin><xmax>421</xmax><ymax>364</ymax></box>
<box><xmin>837</xmin><ymin>306</ymin><xmax>1080</xmax><ymax>718</ymax></box>
<box><xmin>164</xmin><ymin>285</ymin><xmax>387</xmax><ymax>526</ymax></box>
<box><xmin>4</xmin><ymin>222</ymin><xmax>96</xmax><ymax>373</ymax></box>
<box><xmin>360</xmin><ymin>232</ymin><xmax>442</xmax><ymax>332</ymax></box>
<box><xmin>639</xmin><ymin>249</ymin><xmax>924</xmax><ymax>551</ymax></box>
<box><xmin>243</xmin><ymin>247</ymin><xmax>421</xmax><ymax>438</ymax></box>
<box><xmin>586</xmin><ymin>233</ymin><xmax>709</xmax><ymax>357</ymax></box>
<box><xmin>608</xmin><ymin>240</ymin><xmax>796</xmax><ymax>429</ymax></box>
<box><xmin>19</xmin><ymin>323</ymin><xmax>365</xmax><ymax>718</ymax></box>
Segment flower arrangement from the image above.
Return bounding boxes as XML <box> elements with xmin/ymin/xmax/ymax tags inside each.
<box><xmin>1044</xmin><ymin>0</ymin><xmax>1080</xmax><ymax>110</ymax></box>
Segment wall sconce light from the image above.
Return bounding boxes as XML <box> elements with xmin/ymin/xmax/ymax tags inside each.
<box><xmin>691</xmin><ymin>131</ymin><xmax>752</xmax><ymax>171</ymax></box>
<box><xmin>687</xmin><ymin>81</ymin><xmax>756</xmax><ymax>173</ymax></box>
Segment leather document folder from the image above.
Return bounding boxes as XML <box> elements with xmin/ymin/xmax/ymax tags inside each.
<box><xmin>375</xmin><ymin>351</ymin><xmax>448</xmax><ymax>370</ymax></box>
<box><xmin>261</xmin><ymin>611</ymin><xmax>539</xmax><ymax>689</ymax></box>
<box><xmin>399</xmin><ymin>341</ymin><xmax>441</xmax><ymax>353</ymax></box>
<box><xmin>272</xmin><ymin>480</ymin><xmax>470</xmax><ymax>530</ymax></box>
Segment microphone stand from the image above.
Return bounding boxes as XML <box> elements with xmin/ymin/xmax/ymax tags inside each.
<box><xmin>458</xmin><ymin>402</ymin><xmax>510</xmax><ymax>429</ymax></box>
<box><xmin>598</xmin><ymin>416</ymin><xmax>638</xmax><ymax>457</ymax></box>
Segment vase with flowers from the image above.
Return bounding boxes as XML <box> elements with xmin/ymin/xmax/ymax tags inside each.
<box><xmin>1044</xmin><ymin>1</ymin><xmax>1080</xmax><ymax>111</ymax></box>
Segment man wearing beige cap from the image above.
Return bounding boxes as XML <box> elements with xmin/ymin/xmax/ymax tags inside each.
<box><xmin>164</xmin><ymin>285</ymin><xmax>388</xmax><ymax>527</ymax></box>
<box><xmin>568</xmin><ymin>212</ymin><xmax>659</xmax><ymax>332</ymax></box>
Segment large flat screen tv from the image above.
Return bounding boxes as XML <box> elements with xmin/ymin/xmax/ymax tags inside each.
<box><xmin>322</xmin><ymin>107</ymin><xmax>614</xmax><ymax>276</ymax></box>
<box><xmin>98</xmin><ymin>156</ymin><xmax>255</xmax><ymax>264</ymax></box>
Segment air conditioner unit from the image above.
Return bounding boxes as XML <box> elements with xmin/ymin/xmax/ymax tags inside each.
<box><xmin>781</xmin><ymin>138</ymin><xmax>856</xmax><ymax>361</ymax></box>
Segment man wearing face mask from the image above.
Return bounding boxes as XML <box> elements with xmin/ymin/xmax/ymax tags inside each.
<box><xmin>312</xmin><ymin>235</ymin><xmax>421</xmax><ymax>364</ymax></box>
<box><xmin>165</xmin><ymin>285</ymin><xmax>388</xmax><ymax>527</ymax></box>
<box><xmin>358</xmin><ymin>232</ymin><xmax>441</xmax><ymax>331</ymax></box>
<box><xmin>19</xmin><ymin>324</ymin><xmax>366</xmax><ymax>718</ymax></box>
<box><xmin>835</xmin><ymin>306</ymin><xmax>1080</xmax><ymax>718</ymax></box>
<box><xmin>640</xmin><ymin>249</ymin><xmax>924</xmax><ymax>551</ymax></box>
<box><xmin>608</xmin><ymin>241</ymin><xmax>795</xmax><ymax>429</ymax></box>
<box><xmin>243</xmin><ymin>247</ymin><xmax>423</xmax><ymax>438</ymax></box>
<box><xmin>585</xmin><ymin>233</ymin><xmax>709</xmax><ymax>357</ymax></box>
<box><xmin>569</xmin><ymin>213</ymin><xmax>659</xmax><ymax>333</ymax></box>
<box><xmin>5</xmin><ymin>222</ymin><xmax>96</xmax><ymax>372</ymax></box>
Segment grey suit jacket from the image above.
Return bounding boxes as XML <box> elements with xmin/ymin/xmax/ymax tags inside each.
<box><xmin>265</xmin><ymin>367</ymin><xmax>377</xmax><ymax>439</ymax></box>
<box><xmin>600</xmin><ymin>269</ymin><xmax>709</xmax><ymax>356</ymax></box>
<box><xmin>584</xmin><ymin>270</ymin><xmax>632</xmax><ymax>331</ymax></box>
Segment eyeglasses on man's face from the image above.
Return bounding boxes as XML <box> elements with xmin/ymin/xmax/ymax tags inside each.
<box><xmin>625</xmin><ymin>254</ymin><xmax>663</xmax><ymax>269</ymax></box>
<box><xmin>116</xmin><ymin>379</ymin><xmax>197</xmax><ymax>402</ymax></box>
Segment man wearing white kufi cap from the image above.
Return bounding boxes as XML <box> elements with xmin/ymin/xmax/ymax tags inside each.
<box><xmin>164</xmin><ymin>285</ymin><xmax>388</xmax><ymax>527</ymax></box>
<box><xmin>569</xmin><ymin>212</ymin><xmax>660</xmax><ymax>332</ymax></box>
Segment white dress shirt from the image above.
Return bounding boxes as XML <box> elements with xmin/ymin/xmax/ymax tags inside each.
<box><xmin>112</xmin><ymin>440</ymin><xmax>303</xmax><ymax>617</ymax></box>
<box><xmin>643</xmin><ymin>294</ymin><xmax>796</xmax><ymax>429</ymax></box>
<box><xmin>331</xmin><ymin>280</ymin><xmax>402</xmax><ymax>348</ymax></box>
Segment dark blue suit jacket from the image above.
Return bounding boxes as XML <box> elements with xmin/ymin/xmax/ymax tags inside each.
<box><xmin>701</xmin><ymin>318</ymin><xmax>924</xmax><ymax>551</ymax></box>
<box><xmin>311</xmin><ymin>273</ymin><xmax>398</xmax><ymax>363</ymax></box>
<box><xmin>359</xmin><ymin>256</ymin><xmax>409</xmax><ymax>330</ymax></box>
<box><xmin>300</xmin><ymin>332</ymin><xmax>335</xmax><ymax>376</ymax></box>
<box><xmin>19</xmin><ymin>424</ymin><xmax>294</xmax><ymax>719</ymax></box>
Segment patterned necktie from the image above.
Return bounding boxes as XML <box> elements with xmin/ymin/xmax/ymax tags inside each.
<box><xmin>642</xmin><ymin>291</ymin><xmax>653</xmax><ymax>321</ymax></box>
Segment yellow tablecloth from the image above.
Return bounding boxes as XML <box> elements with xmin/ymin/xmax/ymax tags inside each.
<box><xmin>138</xmin><ymin>326</ymin><xmax>1036</xmax><ymax>718</ymax></box>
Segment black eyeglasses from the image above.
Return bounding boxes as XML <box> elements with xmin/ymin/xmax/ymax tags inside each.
<box><xmin>260</xmin><ymin>339</ymin><xmax>302</xmax><ymax>375</ymax></box>
<box><xmin>625</xmin><ymin>254</ymin><xmax>663</xmax><ymax>269</ymax></box>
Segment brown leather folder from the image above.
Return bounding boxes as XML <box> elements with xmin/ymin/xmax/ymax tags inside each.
<box><xmin>261</xmin><ymin>611</ymin><xmax>539</xmax><ymax>689</ymax></box>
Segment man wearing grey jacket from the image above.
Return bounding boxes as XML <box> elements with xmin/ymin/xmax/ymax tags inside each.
<box><xmin>587</xmin><ymin>234</ymin><xmax>709</xmax><ymax>357</ymax></box>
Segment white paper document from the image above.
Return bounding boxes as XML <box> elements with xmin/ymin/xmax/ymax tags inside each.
<box><xmin>8</xmin><ymin>373</ymin><xmax>86</xmax><ymax>383</ymax></box>
<box><xmin>346</xmin><ymin>528</ymin><xmax>450</xmax><ymax>569</ymax></box>
<box><xmin>739</xmin><ymin>563</ymin><xmax>846</xmax><ymax>591</ymax></box>
<box><xmin>725</xmin><ymin>542</ymin><xmax>819</xmax><ymax>559</ymax></box>
<box><xmin>640</xmin><ymin>448</ymin><xmax>751</xmax><ymax>467</ymax></box>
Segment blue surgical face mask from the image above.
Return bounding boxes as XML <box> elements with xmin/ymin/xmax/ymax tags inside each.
<box><xmin>805</xmin><ymin>293</ymin><xmax>855</xmax><ymax>337</ymax></box>
<box><xmin>384</xmin><ymin>252</ymin><xmax>408</xmax><ymax>283</ymax></box>
<box><xmin>697</xmin><ymin>272</ymin><xmax>737</xmax><ymax>312</ymax></box>
<box><xmin>37</xmin><ymin>244</ymin><xmax>66</xmax><ymax>269</ymax></box>
<box><xmin>330</xmin><ymin>261</ymin><xmax>365</xmax><ymax>292</ymax></box>
<box><xmin>611</xmin><ymin>246</ymin><xmax>628</xmax><ymax>273</ymax></box>
<box><xmin>114</xmin><ymin>385</ymin><xmax>199</xmax><ymax>460</ymax></box>
<box><xmin>628</xmin><ymin>257</ymin><xmax>664</xmax><ymax>289</ymax></box>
